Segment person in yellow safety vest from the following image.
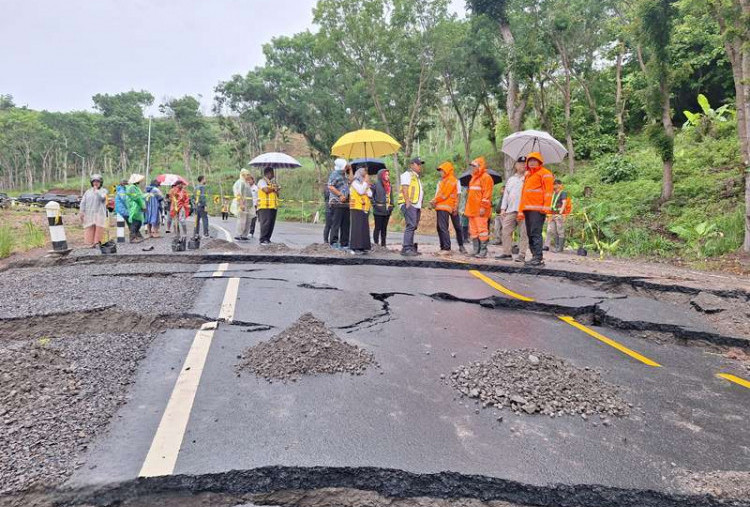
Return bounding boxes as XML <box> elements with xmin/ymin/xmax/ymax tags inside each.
<box><xmin>398</xmin><ymin>157</ymin><xmax>424</xmax><ymax>257</ymax></box>
<box><xmin>544</xmin><ymin>179</ymin><xmax>569</xmax><ymax>253</ymax></box>
<box><xmin>349</xmin><ymin>167</ymin><xmax>373</xmax><ymax>255</ymax></box>
<box><xmin>257</xmin><ymin>167</ymin><xmax>280</xmax><ymax>245</ymax></box>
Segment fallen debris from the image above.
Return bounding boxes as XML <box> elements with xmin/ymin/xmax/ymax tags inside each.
<box><xmin>260</xmin><ymin>242</ymin><xmax>292</xmax><ymax>253</ymax></box>
<box><xmin>300</xmin><ymin>243</ymin><xmax>346</xmax><ymax>256</ymax></box>
<box><xmin>238</xmin><ymin>313</ymin><xmax>377</xmax><ymax>382</ymax></box>
<box><xmin>690</xmin><ymin>292</ymin><xmax>731</xmax><ymax>314</ymax></box>
<box><xmin>202</xmin><ymin>238</ymin><xmax>242</xmax><ymax>251</ymax></box>
<box><xmin>450</xmin><ymin>349</ymin><xmax>630</xmax><ymax>419</ymax></box>
<box><xmin>676</xmin><ymin>470</ymin><xmax>750</xmax><ymax>502</ymax></box>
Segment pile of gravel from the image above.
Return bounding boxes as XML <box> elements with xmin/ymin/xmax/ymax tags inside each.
<box><xmin>203</xmin><ymin>239</ymin><xmax>242</xmax><ymax>251</ymax></box>
<box><xmin>238</xmin><ymin>313</ymin><xmax>376</xmax><ymax>382</ymax></box>
<box><xmin>450</xmin><ymin>349</ymin><xmax>630</xmax><ymax>420</ymax></box>
<box><xmin>300</xmin><ymin>243</ymin><xmax>345</xmax><ymax>256</ymax></box>
<box><xmin>259</xmin><ymin>242</ymin><xmax>291</xmax><ymax>253</ymax></box>
<box><xmin>0</xmin><ymin>332</ymin><xmax>154</xmax><ymax>493</ymax></box>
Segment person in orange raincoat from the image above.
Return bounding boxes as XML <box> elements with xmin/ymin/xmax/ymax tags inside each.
<box><xmin>517</xmin><ymin>151</ymin><xmax>555</xmax><ymax>267</ymax></box>
<box><xmin>464</xmin><ymin>156</ymin><xmax>494</xmax><ymax>258</ymax></box>
<box><xmin>430</xmin><ymin>161</ymin><xmax>466</xmax><ymax>254</ymax></box>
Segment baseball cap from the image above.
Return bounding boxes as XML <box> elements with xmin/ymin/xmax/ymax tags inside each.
<box><xmin>410</xmin><ymin>157</ymin><xmax>425</xmax><ymax>165</ymax></box>
<box><xmin>517</xmin><ymin>156</ymin><xmax>527</xmax><ymax>163</ymax></box>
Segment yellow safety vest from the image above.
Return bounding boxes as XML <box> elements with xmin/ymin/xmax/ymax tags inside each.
<box><xmin>349</xmin><ymin>185</ymin><xmax>372</xmax><ymax>213</ymax></box>
<box><xmin>397</xmin><ymin>171</ymin><xmax>422</xmax><ymax>206</ymax></box>
<box><xmin>258</xmin><ymin>179</ymin><xmax>278</xmax><ymax>210</ymax></box>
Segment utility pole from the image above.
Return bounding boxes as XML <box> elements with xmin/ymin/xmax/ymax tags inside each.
<box><xmin>145</xmin><ymin>116</ymin><xmax>153</xmax><ymax>183</ymax></box>
<box><xmin>72</xmin><ymin>152</ymin><xmax>85</xmax><ymax>195</ymax></box>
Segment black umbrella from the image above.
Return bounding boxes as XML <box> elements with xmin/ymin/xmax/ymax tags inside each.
<box><xmin>351</xmin><ymin>158</ymin><xmax>386</xmax><ymax>176</ymax></box>
<box><xmin>458</xmin><ymin>169</ymin><xmax>503</xmax><ymax>187</ymax></box>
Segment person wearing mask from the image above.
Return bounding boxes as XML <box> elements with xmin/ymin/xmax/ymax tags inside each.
<box><xmin>114</xmin><ymin>179</ymin><xmax>130</xmax><ymax>237</ymax></box>
<box><xmin>144</xmin><ymin>179</ymin><xmax>164</xmax><ymax>238</ymax></box>
<box><xmin>349</xmin><ymin>167</ymin><xmax>373</xmax><ymax>255</ymax></box>
<box><xmin>125</xmin><ymin>174</ymin><xmax>147</xmax><ymax>243</ymax></box>
<box><xmin>464</xmin><ymin>157</ymin><xmax>494</xmax><ymax>258</ymax></box>
<box><xmin>399</xmin><ymin>157</ymin><xmax>424</xmax><ymax>257</ymax></box>
<box><xmin>257</xmin><ymin>167</ymin><xmax>279</xmax><ymax>245</ymax></box>
<box><xmin>79</xmin><ymin>174</ymin><xmax>109</xmax><ymax>247</ymax></box>
<box><xmin>328</xmin><ymin>158</ymin><xmax>350</xmax><ymax>250</ymax></box>
<box><xmin>194</xmin><ymin>175</ymin><xmax>209</xmax><ymax>238</ymax></box>
<box><xmin>371</xmin><ymin>168</ymin><xmax>393</xmax><ymax>247</ymax></box>
<box><xmin>518</xmin><ymin>152</ymin><xmax>555</xmax><ymax>267</ymax></box>
<box><xmin>231</xmin><ymin>169</ymin><xmax>254</xmax><ymax>241</ymax></box>
<box><xmin>169</xmin><ymin>180</ymin><xmax>191</xmax><ymax>240</ymax></box>
<box><xmin>496</xmin><ymin>157</ymin><xmax>529</xmax><ymax>262</ymax></box>
<box><xmin>430</xmin><ymin>161</ymin><xmax>465</xmax><ymax>254</ymax></box>
<box><xmin>544</xmin><ymin>179</ymin><xmax>569</xmax><ymax>253</ymax></box>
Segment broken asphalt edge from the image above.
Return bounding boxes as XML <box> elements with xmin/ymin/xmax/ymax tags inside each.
<box><xmin>5</xmin><ymin>466</ymin><xmax>748</xmax><ymax>507</ymax></box>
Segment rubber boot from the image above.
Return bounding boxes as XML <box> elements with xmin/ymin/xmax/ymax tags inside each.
<box><xmin>469</xmin><ymin>239</ymin><xmax>480</xmax><ymax>257</ymax></box>
<box><xmin>477</xmin><ymin>241</ymin><xmax>489</xmax><ymax>259</ymax></box>
<box><xmin>554</xmin><ymin>236</ymin><xmax>564</xmax><ymax>253</ymax></box>
<box><xmin>458</xmin><ymin>244</ymin><xmax>467</xmax><ymax>254</ymax></box>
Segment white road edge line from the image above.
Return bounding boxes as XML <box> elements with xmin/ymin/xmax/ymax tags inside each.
<box><xmin>139</xmin><ymin>273</ymin><xmax>239</xmax><ymax>478</ymax></box>
<box><xmin>210</xmin><ymin>223</ymin><xmax>234</xmax><ymax>243</ymax></box>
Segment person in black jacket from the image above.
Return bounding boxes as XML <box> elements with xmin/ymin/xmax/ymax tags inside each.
<box><xmin>371</xmin><ymin>168</ymin><xmax>393</xmax><ymax>247</ymax></box>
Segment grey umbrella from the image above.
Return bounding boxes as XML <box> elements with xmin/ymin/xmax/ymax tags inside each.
<box><xmin>502</xmin><ymin>130</ymin><xmax>568</xmax><ymax>164</ymax></box>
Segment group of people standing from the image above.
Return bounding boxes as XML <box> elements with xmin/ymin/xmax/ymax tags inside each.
<box><xmin>320</xmin><ymin>151</ymin><xmax>566</xmax><ymax>267</ymax></box>
<box><xmin>231</xmin><ymin>167</ymin><xmax>280</xmax><ymax>245</ymax></box>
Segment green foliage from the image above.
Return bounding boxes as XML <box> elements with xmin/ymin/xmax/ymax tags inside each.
<box><xmin>597</xmin><ymin>155</ymin><xmax>638</xmax><ymax>184</ymax></box>
<box><xmin>0</xmin><ymin>226</ymin><xmax>12</xmax><ymax>258</ymax></box>
<box><xmin>682</xmin><ymin>93</ymin><xmax>735</xmax><ymax>139</ymax></box>
<box><xmin>23</xmin><ymin>221</ymin><xmax>46</xmax><ymax>249</ymax></box>
<box><xmin>646</xmin><ymin>123</ymin><xmax>675</xmax><ymax>163</ymax></box>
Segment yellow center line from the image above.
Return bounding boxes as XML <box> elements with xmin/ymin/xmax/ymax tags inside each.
<box><xmin>469</xmin><ymin>270</ymin><xmax>535</xmax><ymax>302</ymax></box>
<box><xmin>469</xmin><ymin>270</ymin><xmax>661</xmax><ymax>367</ymax></box>
<box><xmin>717</xmin><ymin>373</ymin><xmax>750</xmax><ymax>389</ymax></box>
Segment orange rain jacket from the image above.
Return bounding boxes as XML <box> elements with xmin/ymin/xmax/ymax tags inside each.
<box><xmin>433</xmin><ymin>161</ymin><xmax>459</xmax><ymax>213</ymax></box>
<box><xmin>464</xmin><ymin>157</ymin><xmax>494</xmax><ymax>218</ymax></box>
<box><xmin>518</xmin><ymin>152</ymin><xmax>554</xmax><ymax>219</ymax></box>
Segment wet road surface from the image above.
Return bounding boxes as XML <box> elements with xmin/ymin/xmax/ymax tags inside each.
<box><xmin>70</xmin><ymin>254</ymin><xmax>750</xmax><ymax>494</ymax></box>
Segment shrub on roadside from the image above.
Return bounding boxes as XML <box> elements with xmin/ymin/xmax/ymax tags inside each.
<box><xmin>597</xmin><ymin>155</ymin><xmax>638</xmax><ymax>184</ymax></box>
<box><xmin>0</xmin><ymin>226</ymin><xmax>13</xmax><ymax>258</ymax></box>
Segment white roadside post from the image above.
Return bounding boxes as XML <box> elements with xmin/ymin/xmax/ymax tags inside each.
<box><xmin>45</xmin><ymin>201</ymin><xmax>70</xmax><ymax>254</ymax></box>
<box><xmin>116</xmin><ymin>214</ymin><xmax>126</xmax><ymax>243</ymax></box>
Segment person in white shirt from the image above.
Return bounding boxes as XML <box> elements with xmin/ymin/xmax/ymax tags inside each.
<box><xmin>230</xmin><ymin>169</ymin><xmax>255</xmax><ymax>240</ymax></box>
<box><xmin>399</xmin><ymin>157</ymin><xmax>424</xmax><ymax>256</ymax></box>
<box><xmin>496</xmin><ymin>156</ymin><xmax>529</xmax><ymax>261</ymax></box>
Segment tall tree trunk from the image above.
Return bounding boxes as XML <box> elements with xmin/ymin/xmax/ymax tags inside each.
<box><xmin>500</xmin><ymin>21</ymin><xmax>527</xmax><ymax>178</ymax></box>
<box><xmin>481</xmin><ymin>96</ymin><xmax>498</xmax><ymax>152</ymax></box>
<box><xmin>564</xmin><ymin>74</ymin><xmax>575</xmax><ymax>175</ymax></box>
<box><xmin>660</xmin><ymin>79</ymin><xmax>675</xmax><ymax>201</ymax></box>
<box><xmin>615</xmin><ymin>40</ymin><xmax>627</xmax><ymax>155</ymax></box>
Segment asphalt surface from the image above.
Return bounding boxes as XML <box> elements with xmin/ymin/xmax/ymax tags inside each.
<box><xmin>69</xmin><ymin>249</ymin><xmax>750</xmax><ymax>496</ymax></box>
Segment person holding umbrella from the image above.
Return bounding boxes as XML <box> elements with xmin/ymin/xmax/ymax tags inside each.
<box><xmin>371</xmin><ymin>168</ymin><xmax>393</xmax><ymax>247</ymax></box>
<box><xmin>257</xmin><ymin>167</ymin><xmax>280</xmax><ymax>245</ymax></box>
<box><xmin>399</xmin><ymin>157</ymin><xmax>425</xmax><ymax>257</ymax></box>
<box><xmin>349</xmin><ymin>167</ymin><xmax>372</xmax><ymax>255</ymax></box>
<box><xmin>518</xmin><ymin>152</ymin><xmax>555</xmax><ymax>267</ymax></box>
<box><xmin>464</xmin><ymin>157</ymin><xmax>494</xmax><ymax>258</ymax></box>
<box><xmin>430</xmin><ymin>161</ymin><xmax>465</xmax><ymax>254</ymax></box>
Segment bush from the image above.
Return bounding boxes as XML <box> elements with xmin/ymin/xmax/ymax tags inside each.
<box><xmin>597</xmin><ymin>155</ymin><xmax>638</xmax><ymax>184</ymax></box>
<box><xmin>0</xmin><ymin>226</ymin><xmax>13</xmax><ymax>258</ymax></box>
<box><xmin>23</xmin><ymin>221</ymin><xmax>46</xmax><ymax>249</ymax></box>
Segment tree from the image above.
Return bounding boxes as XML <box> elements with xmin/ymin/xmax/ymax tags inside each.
<box><xmin>92</xmin><ymin>90</ymin><xmax>154</xmax><ymax>172</ymax></box>
<box><xmin>635</xmin><ymin>0</ymin><xmax>677</xmax><ymax>202</ymax></box>
<box><xmin>159</xmin><ymin>95</ymin><xmax>209</xmax><ymax>177</ymax></box>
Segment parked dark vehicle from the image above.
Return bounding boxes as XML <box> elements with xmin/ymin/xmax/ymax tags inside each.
<box><xmin>35</xmin><ymin>193</ymin><xmax>68</xmax><ymax>206</ymax></box>
<box><xmin>62</xmin><ymin>195</ymin><xmax>81</xmax><ymax>208</ymax></box>
<box><xmin>18</xmin><ymin>193</ymin><xmax>42</xmax><ymax>204</ymax></box>
<box><xmin>0</xmin><ymin>193</ymin><xmax>10</xmax><ymax>209</ymax></box>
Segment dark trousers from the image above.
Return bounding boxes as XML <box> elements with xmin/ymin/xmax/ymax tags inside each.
<box><xmin>329</xmin><ymin>205</ymin><xmax>350</xmax><ymax>247</ymax></box>
<box><xmin>129</xmin><ymin>219</ymin><xmax>143</xmax><ymax>239</ymax></box>
<box><xmin>323</xmin><ymin>205</ymin><xmax>333</xmax><ymax>243</ymax></box>
<box><xmin>250</xmin><ymin>216</ymin><xmax>257</xmax><ymax>236</ymax></box>
<box><xmin>401</xmin><ymin>205</ymin><xmax>421</xmax><ymax>252</ymax></box>
<box><xmin>524</xmin><ymin>211</ymin><xmax>547</xmax><ymax>260</ymax></box>
<box><xmin>258</xmin><ymin>209</ymin><xmax>277</xmax><ymax>243</ymax></box>
<box><xmin>450</xmin><ymin>213</ymin><xmax>464</xmax><ymax>247</ymax></box>
<box><xmin>373</xmin><ymin>214</ymin><xmax>389</xmax><ymax>246</ymax></box>
<box><xmin>195</xmin><ymin>206</ymin><xmax>209</xmax><ymax>236</ymax></box>
<box><xmin>221</xmin><ymin>212</ymin><xmax>228</xmax><ymax>221</ymax></box>
<box><xmin>436</xmin><ymin>210</ymin><xmax>452</xmax><ymax>250</ymax></box>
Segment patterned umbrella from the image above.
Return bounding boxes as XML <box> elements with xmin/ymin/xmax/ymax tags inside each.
<box><xmin>155</xmin><ymin>174</ymin><xmax>188</xmax><ymax>187</ymax></box>
<box><xmin>249</xmin><ymin>152</ymin><xmax>302</xmax><ymax>169</ymax></box>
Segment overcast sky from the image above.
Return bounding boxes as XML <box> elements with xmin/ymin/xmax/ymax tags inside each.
<box><xmin>1</xmin><ymin>0</ymin><xmax>466</xmax><ymax>115</ymax></box>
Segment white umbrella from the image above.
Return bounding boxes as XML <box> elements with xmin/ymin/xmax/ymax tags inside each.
<box><xmin>502</xmin><ymin>130</ymin><xmax>568</xmax><ymax>164</ymax></box>
<box><xmin>248</xmin><ymin>152</ymin><xmax>302</xmax><ymax>169</ymax></box>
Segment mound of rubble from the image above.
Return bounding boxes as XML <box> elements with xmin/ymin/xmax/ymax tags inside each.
<box><xmin>259</xmin><ymin>242</ymin><xmax>291</xmax><ymax>253</ymax></box>
<box><xmin>450</xmin><ymin>349</ymin><xmax>630</xmax><ymax>420</ymax></box>
<box><xmin>238</xmin><ymin>313</ymin><xmax>377</xmax><ymax>382</ymax></box>
<box><xmin>301</xmin><ymin>243</ymin><xmax>346</xmax><ymax>256</ymax></box>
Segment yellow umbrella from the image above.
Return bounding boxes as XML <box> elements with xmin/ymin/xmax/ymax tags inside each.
<box><xmin>331</xmin><ymin>129</ymin><xmax>402</xmax><ymax>159</ymax></box>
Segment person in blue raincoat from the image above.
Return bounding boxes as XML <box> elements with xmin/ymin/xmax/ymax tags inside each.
<box><xmin>115</xmin><ymin>179</ymin><xmax>130</xmax><ymax>230</ymax></box>
<box><xmin>144</xmin><ymin>179</ymin><xmax>164</xmax><ymax>238</ymax></box>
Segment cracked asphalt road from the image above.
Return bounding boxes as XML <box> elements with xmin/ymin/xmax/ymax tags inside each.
<box><xmin>67</xmin><ymin>258</ymin><xmax>749</xmax><ymax>500</ymax></box>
